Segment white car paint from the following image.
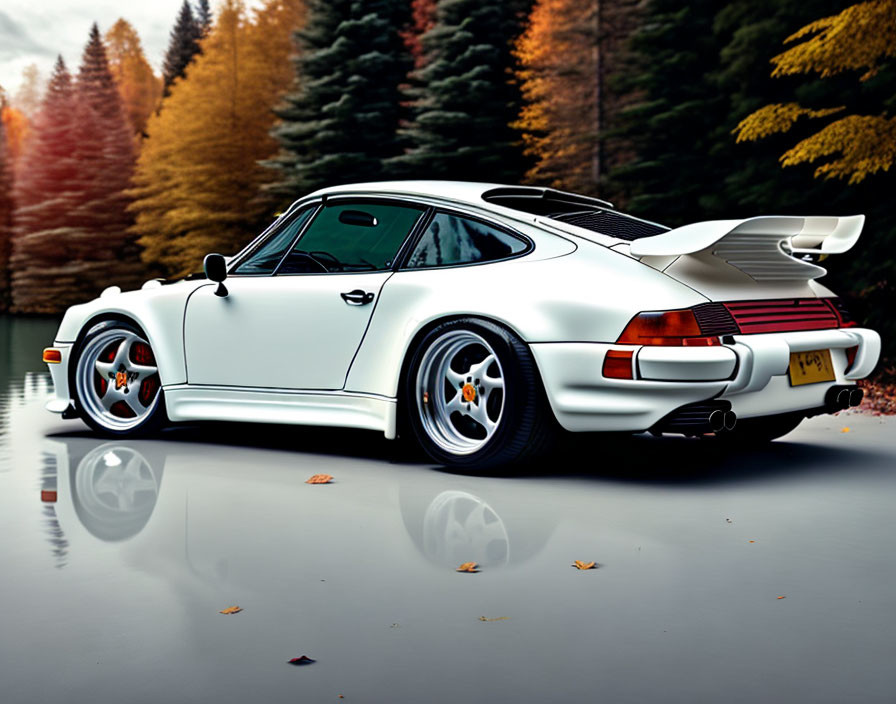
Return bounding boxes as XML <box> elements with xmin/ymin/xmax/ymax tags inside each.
<box><xmin>45</xmin><ymin>181</ymin><xmax>881</xmax><ymax>442</ymax></box>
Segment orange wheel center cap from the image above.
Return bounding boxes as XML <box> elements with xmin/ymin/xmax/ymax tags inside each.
<box><xmin>462</xmin><ymin>383</ymin><xmax>477</xmax><ymax>402</ymax></box>
<box><xmin>115</xmin><ymin>371</ymin><xmax>128</xmax><ymax>390</ymax></box>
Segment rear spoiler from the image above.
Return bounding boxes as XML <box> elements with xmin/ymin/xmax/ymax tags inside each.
<box><xmin>629</xmin><ymin>215</ymin><xmax>864</xmax><ymax>281</ymax></box>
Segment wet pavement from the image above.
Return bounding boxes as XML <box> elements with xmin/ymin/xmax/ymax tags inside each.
<box><xmin>2</xmin><ymin>316</ymin><xmax>896</xmax><ymax>703</ymax></box>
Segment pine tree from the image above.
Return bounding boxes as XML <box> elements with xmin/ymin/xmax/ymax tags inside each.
<box><xmin>9</xmin><ymin>57</ymin><xmax>82</xmax><ymax>312</ymax></box>
<box><xmin>196</xmin><ymin>0</ymin><xmax>213</xmax><ymax>35</ymax></box>
<box><xmin>162</xmin><ymin>1</ymin><xmax>202</xmax><ymax>95</ymax></box>
<box><xmin>105</xmin><ymin>19</ymin><xmax>163</xmax><ymax>136</ymax></box>
<box><xmin>13</xmin><ymin>64</ymin><xmax>42</xmax><ymax>117</ymax></box>
<box><xmin>0</xmin><ymin>90</ymin><xmax>13</xmax><ymax>311</ymax></box>
<box><xmin>265</xmin><ymin>0</ymin><xmax>411</xmax><ymax>201</ymax></box>
<box><xmin>131</xmin><ymin>0</ymin><xmax>306</xmax><ymax>278</ymax></box>
<box><xmin>387</xmin><ymin>0</ymin><xmax>531</xmax><ymax>182</ymax></box>
<box><xmin>402</xmin><ymin>0</ymin><xmax>437</xmax><ymax>68</ymax></box>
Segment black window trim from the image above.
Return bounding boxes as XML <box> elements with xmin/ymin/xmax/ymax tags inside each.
<box><xmin>227</xmin><ymin>201</ymin><xmax>322</xmax><ymax>277</ymax></box>
<box><xmin>395</xmin><ymin>206</ymin><xmax>534</xmax><ymax>272</ymax></box>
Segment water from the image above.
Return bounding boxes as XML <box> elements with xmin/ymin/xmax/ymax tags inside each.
<box><xmin>1</xmin><ymin>315</ymin><xmax>895</xmax><ymax>703</ymax></box>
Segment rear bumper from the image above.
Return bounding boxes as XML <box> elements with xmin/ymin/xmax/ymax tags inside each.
<box><xmin>44</xmin><ymin>342</ymin><xmax>74</xmax><ymax>414</ymax></box>
<box><xmin>531</xmin><ymin>327</ymin><xmax>880</xmax><ymax>432</ymax></box>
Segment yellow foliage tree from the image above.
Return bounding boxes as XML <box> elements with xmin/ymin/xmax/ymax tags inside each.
<box><xmin>734</xmin><ymin>0</ymin><xmax>896</xmax><ymax>184</ymax></box>
<box><xmin>1</xmin><ymin>104</ymin><xmax>28</xmax><ymax>162</ymax></box>
<box><xmin>129</xmin><ymin>0</ymin><xmax>306</xmax><ymax>278</ymax></box>
<box><xmin>104</xmin><ymin>19</ymin><xmax>163</xmax><ymax>137</ymax></box>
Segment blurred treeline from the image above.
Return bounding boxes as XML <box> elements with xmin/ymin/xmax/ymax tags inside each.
<box><xmin>0</xmin><ymin>0</ymin><xmax>892</xmax><ymax>359</ymax></box>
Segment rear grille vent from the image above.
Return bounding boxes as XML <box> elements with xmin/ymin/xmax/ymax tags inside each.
<box><xmin>693</xmin><ymin>303</ymin><xmax>739</xmax><ymax>336</ymax></box>
<box><xmin>723</xmin><ymin>298</ymin><xmax>839</xmax><ymax>334</ymax></box>
<box><xmin>550</xmin><ymin>210</ymin><xmax>667</xmax><ymax>241</ymax></box>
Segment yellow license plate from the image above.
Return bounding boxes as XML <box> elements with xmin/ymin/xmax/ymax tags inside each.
<box><xmin>788</xmin><ymin>349</ymin><xmax>836</xmax><ymax>386</ymax></box>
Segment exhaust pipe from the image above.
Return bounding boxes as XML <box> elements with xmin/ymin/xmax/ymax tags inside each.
<box><xmin>708</xmin><ymin>410</ymin><xmax>725</xmax><ymax>433</ymax></box>
<box><xmin>849</xmin><ymin>388</ymin><xmax>864</xmax><ymax>407</ymax></box>
<box><xmin>723</xmin><ymin>411</ymin><xmax>737</xmax><ymax>431</ymax></box>
<box><xmin>824</xmin><ymin>385</ymin><xmax>862</xmax><ymax>413</ymax></box>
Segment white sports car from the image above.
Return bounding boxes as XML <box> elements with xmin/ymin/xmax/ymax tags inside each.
<box><xmin>43</xmin><ymin>181</ymin><xmax>881</xmax><ymax>468</ymax></box>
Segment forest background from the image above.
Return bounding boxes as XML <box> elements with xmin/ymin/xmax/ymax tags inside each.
<box><xmin>0</xmin><ymin>0</ymin><xmax>893</xmax><ymax>381</ymax></box>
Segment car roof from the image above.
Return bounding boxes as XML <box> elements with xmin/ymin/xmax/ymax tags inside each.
<box><xmin>307</xmin><ymin>181</ymin><xmax>516</xmax><ymax>208</ymax></box>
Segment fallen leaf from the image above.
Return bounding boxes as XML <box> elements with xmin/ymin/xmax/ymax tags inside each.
<box><xmin>456</xmin><ymin>562</ymin><xmax>479</xmax><ymax>573</ymax></box>
<box><xmin>306</xmin><ymin>474</ymin><xmax>333</xmax><ymax>484</ymax></box>
<box><xmin>478</xmin><ymin>616</ymin><xmax>509</xmax><ymax>622</ymax></box>
<box><xmin>572</xmin><ymin>560</ymin><xmax>597</xmax><ymax>570</ymax></box>
<box><xmin>776</xmin><ymin>596</ymin><xmax>786</xmax><ymax>600</ymax></box>
<box><xmin>287</xmin><ymin>656</ymin><xmax>316</xmax><ymax>666</ymax></box>
<box><xmin>219</xmin><ymin>606</ymin><xmax>243</xmax><ymax>615</ymax></box>
<box><xmin>748</xmin><ymin>540</ymin><xmax>756</xmax><ymax>543</ymax></box>
<box><xmin>726</xmin><ymin>518</ymin><xmax>732</xmax><ymax>523</ymax></box>
<box><xmin>841</xmin><ymin>427</ymin><xmax>851</xmax><ymax>433</ymax></box>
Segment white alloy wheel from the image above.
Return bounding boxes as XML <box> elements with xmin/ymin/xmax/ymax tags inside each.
<box><xmin>415</xmin><ymin>329</ymin><xmax>505</xmax><ymax>456</ymax></box>
<box><xmin>74</xmin><ymin>325</ymin><xmax>164</xmax><ymax>433</ymax></box>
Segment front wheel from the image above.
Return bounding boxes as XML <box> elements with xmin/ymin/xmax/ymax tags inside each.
<box><xmin>403</xmin><ymin>318</ymin><xmax>556</xmax><ymax>470</ymax></box>
<box><xmin>71</xmin><ymin>321</ymin><xmax>167</xmax><ymax>436</ymax></box>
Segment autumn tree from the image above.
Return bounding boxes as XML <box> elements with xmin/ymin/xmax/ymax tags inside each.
<box><xmin>131</xmin><ymin>0</ymin><xmax>307</xmax><ymax>278</ymax></box>
<box><xmin>388</xmin><ymin>0</ymin><xmax>531</xmax><ymax>182</ymax></box>
<box><xmin>0</xmin><ymin>91</ymin><xmax>13</xmax><ymax>310</ymax></box>
<box><xmin>515</xmin><ymin>0</ymin><xmax>643</xmax><ymax>196</ymax></box>
<box><xmin>1</xmin><ymin>102</ymin><xmax>28</xmax><ymax>163</ymax></box>
<box><xmin>9</xmin><ymin>58</ymin><xmax>81</xmax><ymax>312</ymax></box>
<box><xmin>734</xmin><ymin>0</ymin><xmax>896</xmax><ymax>184</ymax></box>
<box><xmin>13</xmin><ymin>64</ymin><xmax>42</xmax><ymax>117</ymax></box>
<box><xmin>162</xmin><ymin>1</ymin><xmax>203</xmax><ymax>94</ymax></box>
<box><xmin>105</xmin><ymin>19</ymin><xmax>163</xmax><ymax>136</ymax></box>
<box><xmin>402</xmin><ymin>0</ymin><xmax>436</xmax><ymax>68</ymax></box>
<box><xmin>264</xmin><ymin>0</ymin><xmax>410</xmax><ymax>200</ymax></box>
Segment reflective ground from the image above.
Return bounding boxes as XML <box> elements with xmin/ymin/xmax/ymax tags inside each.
<box><xmin>2</xmin><ymin>316</ymin><xmax>896</xmax><ymax>703</ymax></box>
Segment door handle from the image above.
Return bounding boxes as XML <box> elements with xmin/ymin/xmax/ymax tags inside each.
<box><xmin>341</xmin><ymin>289</ymin><xmax>374</xmax><ymax>306</ymax></box>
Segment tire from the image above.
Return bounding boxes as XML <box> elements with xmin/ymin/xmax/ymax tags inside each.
<box><xmin>71</xmin><ymin>321</ymin><xmax>167</xmax><ymax>437</ymax></box>
<box><xmin>402</xmin><ymin>318</ymin><xmax>556</xmax><ymax>470</ymax></box>
<box><xmin>718</xmin><ymin>412</ymin><xmax>803</xmax><ymax>446</ymax></box>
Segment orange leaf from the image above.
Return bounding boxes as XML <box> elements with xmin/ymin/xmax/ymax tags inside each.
<box><xmin>572</xmin><ymin>560</ymin><xmax>596</xmax><ymax>570</ymax></box>
<box><xmin>306</xmin><ymin>474</ymin><xmax>333</xmax><ymax>484</ymax></box>
<box><xmin>777</xmin><ymin>596</ymin><xmax>786</xmax><ymax>600</ymax></box>
<box><xmin>841</xmin><ymin>427</ymin><xmax>851</xmax><ymax>433</ymax></box>
<box><xmin>748</xmin><ymin>540</ymin><xmax>756</xmax><ymax>543</ymax></box>
<box><xmin>219</xmin><ymin>606</ymin><xmax>243</xmax><ymax>614</ymax></box>
<box><xmin>456</xmin><ymin>562</ymin><xmax>479</xmax><ymax>573</ymax></box>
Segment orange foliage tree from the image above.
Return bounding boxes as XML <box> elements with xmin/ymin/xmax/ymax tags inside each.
<box><xmin>105</xmin><ymin>19</ymin><xmax>163</xmax><ymax>137</ymax></box>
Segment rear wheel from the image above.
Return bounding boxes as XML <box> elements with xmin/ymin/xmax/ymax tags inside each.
<box><xmin>72</xmin><ymin>321</ymin><xmax>166</xmax><ymax>436</ymax></box>
<box><xmin>403</xmin><ymin>318</ymin><xmax>555</xmax><ymax>470</ymax></box>
<box><xmin>718</xmin><ymin>413</ymin><xmax>803</xmax><ymax>445</ymax></box>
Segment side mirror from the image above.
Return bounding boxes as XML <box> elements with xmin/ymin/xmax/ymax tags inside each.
<box><xmin>203</xmin><ymin>253</ymin><xmax>228</xmax><ymax>297</ymax></box>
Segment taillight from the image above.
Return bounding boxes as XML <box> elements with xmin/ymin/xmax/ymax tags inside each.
<box><xmin>617</xmin><ymin>309</ymin><xmax>722</xmax><ymax>346</ymax></box>
<box><xmin>825</xmin><ymin>298</ymin><xmax>857</xmax><ymax>328</ymax></box>
<box><xmin>43</xmin><ymin>348</ymin><xmax>62</xmax><ymax>364</ymax></box>
<box><xmin>602</xmin><ymin>350</ymin><xmax>634</xmax><ymax>379</ymax></box>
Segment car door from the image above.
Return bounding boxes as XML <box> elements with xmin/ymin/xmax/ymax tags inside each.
<box><xmin>183</xmin><ymin>199</ymin><xmax>427</xmax><ymax>390</ymax></box>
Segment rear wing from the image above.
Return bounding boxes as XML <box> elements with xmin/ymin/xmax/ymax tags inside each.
<box><xmin>629</xmin><ymin>215</ymin><xmax>864</xmax><ymax>281</ymax></box>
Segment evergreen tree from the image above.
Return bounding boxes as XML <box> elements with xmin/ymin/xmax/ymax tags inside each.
<box><xmin>0</xmin><ymin>90</ymin><xmax>13</xmax><ymax>311</ymax></box>
<box><xmin>162</xmin><ymin>1</ymin><xmax>202</xmax><ymax>94</ymax></box>
<box><xmin>13</xmin><ymin>64</ymin><xmax>42</xmax><ymax>117</ymax></box>
<box><xmin>105</xmin><ymin>19</ymin><xmax>163</xmax><ymax>136</ymax></box>
<box><xmin>9</xmin><ymin>57</ymin><xmax>82</xmax><ymax>312</ymax></box>
<box><xmin>131</xmin><ymin>0</ymin><xmax>306</xmax><ymax>278</ymax></box>
<box><xmin>196</xmin><ymin>0</ymin><xmax>213</xmax><ymax>35</ymax></box>
<box><xmin>265</xmin><ymin>0</ymin><xmax>411</xmax><ymax>201</ymax></box>
<box><xmin>387</xmin><ymin>0</ymin><xmax>531</xmax><ymax>182</ymax></box>
<box><xmin>402</xmin><ymin>0</ymin><xmax>437</xmax><ymax>68</ymax></box>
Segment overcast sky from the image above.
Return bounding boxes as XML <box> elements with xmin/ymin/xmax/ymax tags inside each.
<box><xmin>0</xmin><ymin>1</ymin><xmax>262</xmax><ymax>99</ymax></box>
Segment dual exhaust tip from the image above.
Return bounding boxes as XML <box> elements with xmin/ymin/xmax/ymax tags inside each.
<box><xmin>709</xmin><ymin>409</ymin><xmax>737</xmax><ymax>433</ymax></box>
<box><xmin>826</xmin><ymin>385</ymin><xmax>864</xmax><ymax>412</ymax></box>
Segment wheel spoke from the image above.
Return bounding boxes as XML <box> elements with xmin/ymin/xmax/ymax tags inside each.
<box><xmin>444</xmin><ymin>367</ymin><xmax>465</xmax><ymax>387</ymax></box>
<box><xmin>95</xmin><ymin>360</ymin><xmax>115</xmax><ymax>379</ymax></box>
<box><xmin>129</xmin><ymin>363</ymin><xmax>157</xmax><ymax>378</ymax></box>
<box><xmin>480</xmin><ymin>375</ymin><xmax>504</xmax><ymax>393</ymax></box>
<box><xmin>111</xmin><ymin>336</ymin><xmax>132</xmax><ymax>369</ymax></box>
<box><xmin>100</xmin><ymin>387</ymin><xmax>122</xmax><ymax>411</ymax></box>
<box><xmin>469</xmin><ymin>400</ymin><xmax>496</xmax><ymax>433</ymax></box>
<box><xmin>468</xmin><ymin>354</ymin><xmax>496</xmax><ymax>381</ymax></box>
<box><xmin>445</xmin><ymin>391</ymin><xmax>466</xmax><ymax>415</ymax></box>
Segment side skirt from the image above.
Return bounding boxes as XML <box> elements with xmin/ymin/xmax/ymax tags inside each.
<box><xmin>163</xmin><ymin>385</ymin><xmax>398</xmax><ymax>439</ymax></box>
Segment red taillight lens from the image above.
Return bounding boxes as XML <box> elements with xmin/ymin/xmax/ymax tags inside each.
<box><xmin>617</xmin><ymin>310</ymin><xmax>721</xmax><ymax>346</ymax></box>
<box><xmin>602</xmin><ymin>350</ymin><xmax>634</xmax><ymax>379</ymax></box>
<box><xmin>41</xmin><ymin>490</ymin><xmax>57</xmax><ymax>503</ymax></box>
<box><xmin>825</xmin><ymin>298</ymin><xmax>857</xmax><ymax>328</ymax></box>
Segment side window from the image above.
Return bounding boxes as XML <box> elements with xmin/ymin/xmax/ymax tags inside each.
<box><xmin>278</xmin><ymin>202</ymin><xmax>425</xmax><ymax>274</ymax></box>
<box><xmin>232</xmin><ymin>206</ymin><xmax>315</xmax><ymax>275</ymax></box>
<box><xmin>405</xmin><ymin>213</ymin><xmax>528</xmax><ymax>269</ymax></box>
